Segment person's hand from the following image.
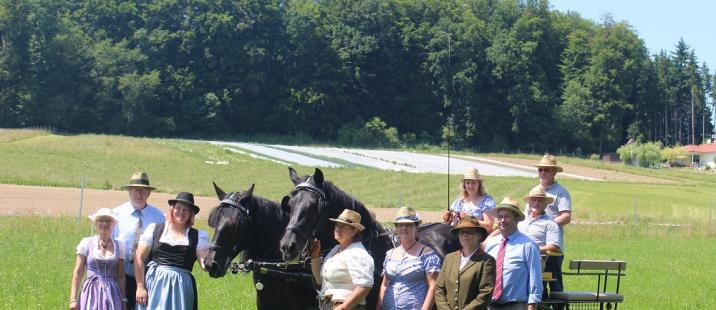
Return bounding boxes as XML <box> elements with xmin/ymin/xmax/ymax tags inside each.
<box><xmin>334</xmin><ymin>304</ymin><xmax>347</xmax><ymax>310</ymax></box>
<box><xmin>309</xmin><ymin>239</ymin><xmax>321</xmax><ymax>259</ymax></box>
<box><xmin>69</xmin><ymin>300</ymin><xmax>78</xmax><ymax>310</ymax></box>
<box><xmin>136</xmin><ymin>287</ymin><xmax>148</xmax><ymax>306</ymax></box>
<box><xmin>442</xmin><ymin>211</ymin><xmax>452</xmax><ymax>222</ymax></box>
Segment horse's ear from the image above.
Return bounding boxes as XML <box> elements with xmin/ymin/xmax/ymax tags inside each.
<box><xmin>281</xmin><ymin>195</ymin><xmax>291</xmax><ymax>212</ymax></box>
<box><xmin>245</xmin><ymin>183</ymin><xmax>255</xmax><ymax>197</ymax></box>
<box><xmin>313</xmin><ymin>168</ymin><xmax>324</xmax><ymax>186</ymax></box>
<box><xmin>289</xmin><ymin>167</ymin><xmax>300</xmax><ymax>185</ymax></box>
<box><xmin>213</xmin><ymin>182</ymin><xmax>227</xmax><ymax>200</ymax></box>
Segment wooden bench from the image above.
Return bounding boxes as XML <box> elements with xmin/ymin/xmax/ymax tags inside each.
<box><xmin>549</xmin><ymin>260</ymin><xmax>626</xmax><ymax>310</ymax></box>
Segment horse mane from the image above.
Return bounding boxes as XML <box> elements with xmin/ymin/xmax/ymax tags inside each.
<box><xmin>320</xmin><ymin>180</ymin><xmax>383</xmax><ymax>237</ymax></box>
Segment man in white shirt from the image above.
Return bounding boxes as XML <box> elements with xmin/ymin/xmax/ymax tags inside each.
<box><xmin>112</xmin><ymin>172</ymin><xmax>165</xmax><ymax>309</ymax></box>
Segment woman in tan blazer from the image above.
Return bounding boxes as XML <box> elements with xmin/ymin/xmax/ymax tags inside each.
<box><xmin>435</xmin><ymin>216</ymin><xmax>496</xmax><ymax>310</ymax></box>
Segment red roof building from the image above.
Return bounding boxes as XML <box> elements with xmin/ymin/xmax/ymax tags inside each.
<box><xmin>683</xmin><ymin>143</ymin><xmax>716</xmax><ymax>168</ymax></box>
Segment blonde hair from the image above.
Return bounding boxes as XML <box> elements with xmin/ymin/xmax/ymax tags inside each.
<box><xmin>458</xmin><ymin>179</ymin><xmax>486</xmax><ymax>199</ymax></box>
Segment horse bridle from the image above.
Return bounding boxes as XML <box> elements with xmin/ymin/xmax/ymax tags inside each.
<box><xmin>209</xmin><ymin>193</ymin><xmax>252</xmax><ymax>261</ymax></box>
<box><xmin>284</xmin><ymin>178</ymin><xmax>328</xmax><ymax>256</ymax></box>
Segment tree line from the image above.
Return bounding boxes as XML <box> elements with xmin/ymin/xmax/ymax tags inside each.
<box><xmin>0</xmin><ymin>0</ymin><xmax>713</xmax><ymax>154</ymax></box>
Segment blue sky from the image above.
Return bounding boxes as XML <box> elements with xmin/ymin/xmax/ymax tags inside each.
<box><xmin>549</xmin><ymin>0</ymin><xmax>715</xmax><ymax>75</ymax></box>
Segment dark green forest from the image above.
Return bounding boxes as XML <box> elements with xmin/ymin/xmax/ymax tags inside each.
<box><xmin>0</xmin><ymin>0</ymin><xmax>713</xmax><ymax>154</ymax></box>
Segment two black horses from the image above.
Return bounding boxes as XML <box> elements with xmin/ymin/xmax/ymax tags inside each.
<box><xmin>204</xmin><ymin>168</ymin><xmax>458</xmax><ymax>310</ymax></box>
<box><xmin>204</xmin><ymin>183</ymin><xmax>317</xmax><ymax>309</ymax></box>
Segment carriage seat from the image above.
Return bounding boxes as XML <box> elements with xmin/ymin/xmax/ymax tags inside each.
<box><xmin>549</xmin><ymin>259</ymin><xmax>626</xmax><ymax>307</ymax></box>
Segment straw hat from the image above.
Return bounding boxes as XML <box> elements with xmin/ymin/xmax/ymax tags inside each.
<box><xmin>168</xmin><ymin>192</ymin><xmax>200</xmax><ymax>214</ymax></box>
<box><xmin>450</xmin><ymin>215</ymin><xmax>487</xmax><ymax>239</ymax></box>
<box><xmin>494</xmin><ymin>197</ymin><xmax>525</xmax><ymax>221</ymax></box>
<box><xmin>523</xmin><ymin>186</ymin><xmax>555</xmax><ymax>204</ymax></box>
<box><xmin>121</xmin><ymin>171</ymin><xmax>156</xmax><ymax>190</ymax></box>
<box><xmin>88</xmin><ymin>208</ymin><xmax>118</xmax><ymax>223</ymax></box>
<box><xmin>392</xmin><ymin>206</ymin><xmax>422</xmax><ymax>225</ymax></box>
<box><xmin>462</xmin><ymin>168</ymin><xmax>481</xmax><ymax>181</ymax></box>
<box><xmin>329</xmin><ymin>209</ymin><xmax>365</xmax><ymax>231</ymax></box>
<box><xmin>534</xmin><ymin>154</ymin><xmax>563</xmax><ymax>173</ymax></box>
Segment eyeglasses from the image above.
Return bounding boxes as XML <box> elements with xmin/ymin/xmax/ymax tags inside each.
<box><xmin>458</xmin><ymin>229</ymin><xmax>479</xmax><ymax>235</ymax></box>
<box><xmin>129</xmin><ymin>188</ymin><xmax>150</xmax><ymax>195</ymax></box>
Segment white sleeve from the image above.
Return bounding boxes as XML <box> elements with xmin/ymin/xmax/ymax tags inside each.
<box><xmin>139</xmin><ymin>223</ymin><xmax>158</xmax><ymax>246</ymax></box>
<box><xmin>76</xmin><ymin>237</ymin><xmax>90</xmax><ymax>256</ymax></box>
<box><xmin>196</xmin><ymin>230</ymin><xmax>210</xmax><ymax>250</ymax></box>
<box><xmin>347</xmin><ymin>249</ymin><xmax>374</xmax><ymax>287</ymax></box>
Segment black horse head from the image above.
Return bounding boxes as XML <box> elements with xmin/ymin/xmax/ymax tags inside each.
<box><xmin>205</xmin><ymin>182</ymin><xmax>256</xmax><ymax>277</ymax></box>
<box><xmin>279</xmin><ymin>167</ymin><xmax>327</xmax><ymax>262</ymax></box>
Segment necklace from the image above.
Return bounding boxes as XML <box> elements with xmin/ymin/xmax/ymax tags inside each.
<box><xmin>400</xmin><ymin>240</ymin><xmax>418</xmax><ymax>258</ymax></box>
<box><xmin>97</xmin><ymin>235</ymin><xmax>111</xmax><ymax>250</ymax></box>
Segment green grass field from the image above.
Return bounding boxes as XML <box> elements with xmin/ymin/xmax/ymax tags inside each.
<box><xmin>2</xmin><ymin>216</ymin><xmax>713</xmax><ymax>309</ymax></box>
<box><xmin>1</xmin><ymin>129</ymin><xmax>715</xmax><ymax>308</ymax></box>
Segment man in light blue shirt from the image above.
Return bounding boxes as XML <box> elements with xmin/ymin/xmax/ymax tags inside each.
<box><xmin>528</xmin><ymin>154</ymin><xmax>572</xmax><ymax>295</ymax></box>
<box><xmin>112</xmin><ymin>172</ymin><xmax>165</xmax><ymax>309</ymax></box>
<box><xmin>518</xmin><ymin>187</ymin><xmax>561</xmax><ymax>253</ymax></box>
<box><xmin>485</xmin><ymin>197</ymin><xmax>542</xmax><ymax>310</ymax></box>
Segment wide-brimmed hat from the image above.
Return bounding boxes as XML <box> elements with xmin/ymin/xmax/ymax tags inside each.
<box><xmin>88</xmin><ymin>208</ymin><xmax>118</xmax><ymax>224</ymax></box>
<box><xmin>462</xmin><ymin>168</ymin><xmax>481</xmax><ymax>181</ymax></box>
<box><xmin>534</xmin><ymin>154</ymin><xmax>563</xmax><ymax>173</ymax></box>
<box><xmin>329</xmin><ymin>209</ymin><xmax>365</xmax><ymax>231</ymax></box>
<box><xmin>523</xmin><ymin>186</ymin><xmax>555</xmax><ymax>204</ymax></box>
<box><xmin>450</xmin><ymin>215</ymin><xmax>487</xmax><ymax>239</ymax></box>
<box><xmin>392</xmin><ymin>206</ymin><xmax>422</xmax><ymax>225</ymax></box>
<box><xmin>494</xmin><ymin>197</ymin><xmax>525</xmax><ymax>221</ymax></box>
<box><xmin>122</xmin><ymin>171</ymin><xmax>156</xmax><ymax>190</ymax></box>
<box><xmin>168</xmin><ymin>192</ymin><xmax>200</xmax><ymax>214</ymax></box>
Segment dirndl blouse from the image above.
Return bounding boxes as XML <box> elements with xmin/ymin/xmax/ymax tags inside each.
<box><xmin>449</xmin><ymin>195</ymin><xmax>496</xmax><ymax>220</ymax></box>
<box><xmin>381</xmin><ymin>248</ymin><xmax>441</xmax><ymax>310</ymax></box>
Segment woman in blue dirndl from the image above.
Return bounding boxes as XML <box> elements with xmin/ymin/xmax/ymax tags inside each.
<box><xmin>378</xmin><ymin>207</ymin><xmax>441</xmax><ymax>310</ymax></box>
<box><xmin>134</xmin><ymin>192</ymin><xmax>209</xmax><ymax>310</ymax></box>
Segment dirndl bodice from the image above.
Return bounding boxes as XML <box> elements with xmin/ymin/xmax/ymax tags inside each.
<box><xmin>80</xmin><ymin>238</ymin><xmax>123</xmax><ymax>310</ymax></box>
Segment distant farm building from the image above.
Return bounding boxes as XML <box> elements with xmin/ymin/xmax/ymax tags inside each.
<box><xmin>683</xmin><ymin>143</ymin><xmax>716</xmax><ymax>169</ymax></box>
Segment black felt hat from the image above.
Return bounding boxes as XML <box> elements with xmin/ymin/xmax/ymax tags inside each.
<box><xmin>168</xmin><ymin>192</ymin><xmax>200</xmax><ymax>214</ymax></box>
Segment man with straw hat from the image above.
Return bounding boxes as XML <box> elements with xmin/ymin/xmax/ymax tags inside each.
<box><xmin>484</xmin><ymin>198</ymin><xmax>542</xmax><ymax>310</ymax></box>
<box><xmin>518</xmin><ymin>187</ymin><xmax>562</xmax><ymax>302</ymax></box>
<box><xmin>531</xmin><ymin>154</ymin><xmax>571</xmax><ymax>228</ymax></box>
<box><xmin>518</xmin><ymin>187</ymin><xmax>560</xmax><ymax>254</ymax></box>
<box><xmin>530</xmin><ymin>154</ymin><xmax>571</xmax><ymax>296</ymax></box>
<box><xmin>112</xmin><ymin>171</ymin><xmax>165</xmax><ymax>309</ymax></box>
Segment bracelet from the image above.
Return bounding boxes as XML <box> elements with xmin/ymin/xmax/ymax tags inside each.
<box><xmin>69</xmin><ymin>300</ymin><xmax>77</xmax><ymax>303</ymax></box>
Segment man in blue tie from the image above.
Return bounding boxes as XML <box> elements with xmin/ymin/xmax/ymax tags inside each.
<box><xmin>112</xmin><ymin>172</ymin><xmax>165</xmax><ymax>309</ymax></box>
<box><xmin>484</xmin><ymin>197</ymin><xmax>542</xmax><ymax>310</ymax></box>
